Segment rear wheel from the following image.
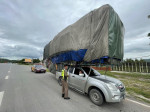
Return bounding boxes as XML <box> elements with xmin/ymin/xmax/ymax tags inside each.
<box><xmin>58</xmin><ymin>76</ymin><xmax>62</xmax><ymax>86</ymax></box>
<box><xmin>89</xmin><ymin>89</ymin><xmax>104</xmax><ymax>106</ymax></box>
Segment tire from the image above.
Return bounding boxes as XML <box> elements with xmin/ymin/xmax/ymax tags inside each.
<box><xmin>58</xmin><ymin>76</ymin><xmax>62</xmax><ymax>86</ymax></box>
<box><xmin>34</xmin><ymin>70</ymin><xmax>37</xmax><ymax>73</ymax></box>
<box><xmin>89</xmin><ymin>89</ymin><xmax>104</xmax><ymax>106</ymax></box>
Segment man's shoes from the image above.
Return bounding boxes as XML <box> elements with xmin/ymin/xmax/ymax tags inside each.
<box><xmin>62</xmin><ymin>94</ymin><xmax>64</xmax><ymax>97</ymax></box>
<box><xmin>64</xmin><ymin>97</ymin><xmax>70</xmax><ymax>100</ymax></box>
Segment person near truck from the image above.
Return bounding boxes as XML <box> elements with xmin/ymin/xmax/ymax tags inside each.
<box><xmin>61</xmin><ymin>64</ymin><xmax>70</xmax><ymax>99</ymax></box>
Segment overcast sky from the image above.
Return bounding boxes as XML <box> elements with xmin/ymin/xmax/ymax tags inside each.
<box><xmin>0</xmin><ymin>0</ymin><xmax>150</xmax><ymax>60</ymax></box>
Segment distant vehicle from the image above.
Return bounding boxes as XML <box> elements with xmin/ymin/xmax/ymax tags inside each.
<box><xmin>31</xmin><ymin>65</ymin><xmax>46</xmax><ymax>73</ymax></box>
<box><xmin>56</xmin><ymin>66</ymin><xmax>125</xmax><ymax>106</ymax></box>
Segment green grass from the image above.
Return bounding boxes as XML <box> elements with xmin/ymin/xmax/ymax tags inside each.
<box><xmin>136</xmin><ymin>96</ymin><xmax>150</xmax><ymax>104</ymax></box>
<box><xmin>99</xmin><ymin>70</ymin><xmax>118</xmax><ymax>78</ymax></box>
<box><xmin>126</xmin><ymin>87</ymin><xmax>150</xmax><ymax>98</ymax></box>
<box><xmin>99</xmin><ymin>70</ymin><xmax>150</xmax><ymax>103</ymax></box>
<box><xmin>99</xmin><ymin>70</ymin><xmax>150</xmax><ymax>79</ymax></box>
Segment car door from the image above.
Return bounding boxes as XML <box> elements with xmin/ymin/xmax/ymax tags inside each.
<box><xmin>72</xmin><ymin>68</ymin><xmax>88</xmax><ymax>92</ymax></box>
<box><xmin>68</xmin><ymin>67</ymin><xmax>75</xmax><ymax>87</ymax></box>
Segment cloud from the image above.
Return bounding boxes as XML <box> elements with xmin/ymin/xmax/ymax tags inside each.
<box><xmin>0</xmin><ymin>38</ymin><xmax>42</xmax><ymax>59</ymax></box>
<box><xmin>0</xmin><ymin>0</ymin><xmax>150</xmax><ymax>59</ymax></box>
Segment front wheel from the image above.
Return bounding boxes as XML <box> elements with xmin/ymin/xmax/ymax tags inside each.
<box><xmin>89</xmin><ymin>89</ymin><xmax>104</xmax><ymax>106</ymax></box>
<box><xmin>58</xmin><ymin>76</ymin><xmax>62</xmax><ymax>86</ymax></box>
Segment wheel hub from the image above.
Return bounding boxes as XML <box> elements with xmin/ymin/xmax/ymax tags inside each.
<box><xmin>92</xmin><ymin>93</ymin><xmax>100</xmax><ymax>101</ymax></box>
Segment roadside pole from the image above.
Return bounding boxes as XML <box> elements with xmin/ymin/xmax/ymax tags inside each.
<box><xmin>146</xmin><ymin>62</ymin><xmax>148</xmax><ymax>73</ymax></box>
<box><xmin>132</xmin><ymin>63</ymin><xmax>133</xmax><ymax>72</ymax></box>
<box><xmin>141</xmin><ymin>62</ymin><xmax>144</xmax><ymax>72</ymax></box>
<box><xmin>125</xmin><ymin>63</ymin><xmax>126</xmax><ymax>72</ymax></box>
<box><xmin>139</xmin><ymin>62</ymin><xmax>141</xmax><ymax>73</ymax></box>
<box><xmin>135</xmin><ymin>61</ymin><xmax>137</xmax><ymax>72</ymax></box>
<box><xmin>142</xmin><ymin>62</ymin><xmax>143</xmax><ymax>73</ymax></box>
<box><xmin>128</xmin><ymin>63</ymin><xmax>130</xmax><ymax>72</ymax></box>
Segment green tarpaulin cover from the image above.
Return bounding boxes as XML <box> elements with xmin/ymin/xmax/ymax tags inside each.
<box><xmin>44</xmin><ymin>4</ymin><xmax>124</xmax><ymax>62</ymax></box>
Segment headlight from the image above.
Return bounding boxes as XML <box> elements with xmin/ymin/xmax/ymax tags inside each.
<box><xmin>105</xmin><ymin>83</ymin><xmax>118</xmax><ymax>91</ymax></box>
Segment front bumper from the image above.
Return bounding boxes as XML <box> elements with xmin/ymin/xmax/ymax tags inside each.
<box><xmin>36</xmin><ymin>69</ymin><xmax>46</xmax><ymax>73</ymax></box>
<box><xmin>112</xmin><ymin>92</ymin><xmax>126</xmax><ymax>102</ymax></box>
<box><xmin>106</xmin><ymin>83</ymin><xmax>126</xmax><ymax>102</ymax></box>
<box><xmin>107</xmin><ymin>91</ymin><xmax>126</xmax><ymax>102</ymax></box>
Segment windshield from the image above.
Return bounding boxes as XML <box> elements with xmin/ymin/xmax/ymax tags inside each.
<box><xmin>89</xmin><ymin>68</ymin><xmax>101</xmax><ymax>76</ymax></box>
<box><xmin>35</xmin><ymin>65</ymin><xmax>43</xmax><ymax>68</ymax></box>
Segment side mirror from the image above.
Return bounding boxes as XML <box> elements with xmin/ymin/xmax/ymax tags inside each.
<box><xmin>79</xmin><ymin>73</ymin><xmax>84</xmax><ymax>77</ymax></box>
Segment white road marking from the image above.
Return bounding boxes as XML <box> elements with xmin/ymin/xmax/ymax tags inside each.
<box><xmin>5</xmin><ymin>76</ymin><xmax>9</xmax><ymax>80</ymax></box>
<box><xmin>126</xmin><ymin>98</ymin><xmax>150</xmax><ymax>108</ymax></box>
<box><xmin>0</xmin><ymin>91</ymin><xmax>4</xmax><ymax>107</ymax></box>
<box><xmin>8</xmin><ymin>64</ymin><xmax>12</xmax><ymax>73</ymax></box>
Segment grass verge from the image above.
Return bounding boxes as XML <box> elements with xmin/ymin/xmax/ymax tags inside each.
<box><xmin>99</xmin><ymin>70</ymin><xmax>150</xmax><ymax>103</ymax></box>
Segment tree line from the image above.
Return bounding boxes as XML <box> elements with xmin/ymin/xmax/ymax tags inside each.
<box><xmin>122</xmin><ymin>58</ymin><xmax>150</xmax><ymax>66</ymax></box>
<box><xmin>0</xmin><ymin>58</ymin><xmax>40</xmax><ymax>64</ymax></box>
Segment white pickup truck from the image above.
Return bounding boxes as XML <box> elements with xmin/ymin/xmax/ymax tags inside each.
<box><xmin>56</xmin><ymin>66</ymin><xmax>125</xmax><ymax>105</ymax></box>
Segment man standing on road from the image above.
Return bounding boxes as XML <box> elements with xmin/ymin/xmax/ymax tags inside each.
<box><xmin>62</xmin><ymin>64</ymin><xmax>70</xmax><ymax>99</ymax></box>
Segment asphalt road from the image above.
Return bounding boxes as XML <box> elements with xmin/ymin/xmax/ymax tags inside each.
<box><xmin>0</xmin><ymin>63</ymin><xmax>150</xmax><ymax>112</ymax></box>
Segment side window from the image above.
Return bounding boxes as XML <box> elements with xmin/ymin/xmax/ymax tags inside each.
<box><xmin>74</xmin><ymin>68</ymin><xmax>80</xmax><ymax>75</ymax></box>
<box><xmin>89</xmin><ymin>69</ymin><xmax>95</xmax><ymax>76</ymax></box>
<box><xmin>69</xmin><ymin>67</ymin><xmax>74</xmax><ymax>73</ymax></box>
<box><xmin>74</xmin><ymin>68</ymin><xmax>84</xmax><ymax>75</ymax></box>
<box><xmin>82</xmin><ymin>67</ymin><xmax>90</xmax><ymax>75</ymax></box>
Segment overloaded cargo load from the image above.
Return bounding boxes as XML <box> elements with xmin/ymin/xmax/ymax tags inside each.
<box><xmin>43</xmin><ymin>42</ymin><xmax>50</xmax><ymax>60</ymax></box>
<box><xmin>44</xmin><ymin>4</ymin><xmax>124</xmax><ymax>64</ymax></box>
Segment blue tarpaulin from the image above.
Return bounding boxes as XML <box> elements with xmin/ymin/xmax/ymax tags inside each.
<box><xmin>51</xmin><ymin>49</ymin><xmax>87</xmax><ymax>63</ymax></box>
<box><xmin>51</xmin><ymin>49</ymin><xmax>109</xmax><ymax>64</ymax></box>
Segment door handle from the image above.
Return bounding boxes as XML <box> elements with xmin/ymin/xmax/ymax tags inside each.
<box><xmin>72</xmin><ymin>76</ymin><xmax>75</xmax><ymax>77</ymax></box>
